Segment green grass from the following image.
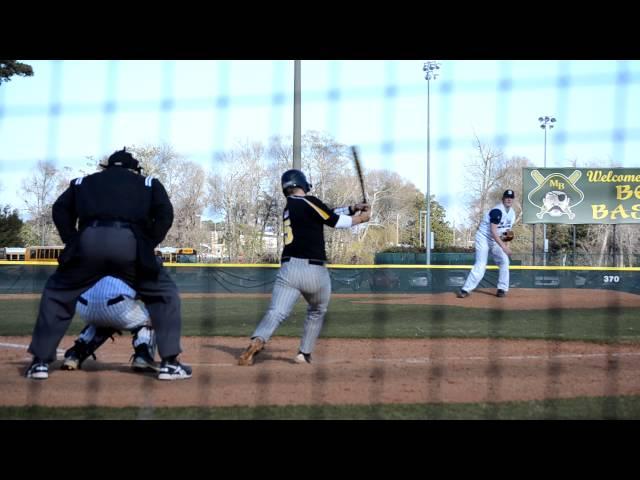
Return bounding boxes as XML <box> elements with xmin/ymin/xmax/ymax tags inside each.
<box><xmin>2</xmin><ymin>395</ymin><xmax>640</xmax><ymax>419</ymax></box>
<box><xmin>2</xmin><ymin>297</ymin><xmax>640</xmax><ymax>343</ymax></box>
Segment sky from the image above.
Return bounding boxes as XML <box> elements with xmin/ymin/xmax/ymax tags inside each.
<box><xmin>1</xmin><ymin>60</ymin><xmax>639</xmax><ymax>225</ymax></box>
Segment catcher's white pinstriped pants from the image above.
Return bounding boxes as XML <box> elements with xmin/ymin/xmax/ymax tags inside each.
<box><xmin>252</xmin><ymin>257</ymin><xmax>331</xmax><ymax>354</ymax></box>
<box><xmin>76</xmin><ymin>276</ymin><xmax>150</xmax><ymax>330</ymax></box>
<box><xmin>462</xmin><ymin>232</ymin><xmax>510</xmax><ymax>292</ymax></box>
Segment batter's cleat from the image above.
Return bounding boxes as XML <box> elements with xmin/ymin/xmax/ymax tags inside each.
<box><xmin>131</xmin><ymin>345</ymin><xmax>159</xmax><ymax>372</ymax></box>
<box><xmin>157</xmin><ymin>358</ymin><xmax>192</xmax><ymax>380</ymax></box>
<box><xmin>294</xmin><ymin>351</ymin><xmax>312</xmax><ymax>364</ymax></box>
<box><xmin>238</xmin><ymin>337</ymin><xmax>265</xmax><ymax>366</ymax></box>
<box><xmin>25</xmin><ymin>359</ymin><xmax>49</xmax><ymax>379</ymax></box>
<box><xmin>496</xmin><ymin>289</ymin><xmax>506</xmax><ymax>298</ymax></box>
<box><xmin>457</xmin><ymin>289</ymin><xmax>469</xmax><ymax>298</ymax></box>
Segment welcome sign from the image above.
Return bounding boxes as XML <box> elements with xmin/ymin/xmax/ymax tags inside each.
<box><xmin>522</xmin><ymin>168</ymin><xmax>640</xmax><ymax>224</ymax></box>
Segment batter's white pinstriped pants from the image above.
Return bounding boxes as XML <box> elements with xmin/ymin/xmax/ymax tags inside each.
<box><xmin>252</xmin><ymin>257</ymin><xmax>331</xmax><ymax>354</ymax></box>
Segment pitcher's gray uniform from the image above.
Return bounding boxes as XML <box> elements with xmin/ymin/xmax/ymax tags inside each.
<box><xmin>461</xmin><ymin>192</ymin><xmax>516</xmax><ymax>295</ymax></box>
<box><xmin>239</xmin><ymin>169</ymin><xmax>370</xmax><ymax>365</ymax></box>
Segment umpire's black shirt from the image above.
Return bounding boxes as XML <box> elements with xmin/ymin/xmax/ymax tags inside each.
<box><xmin>52</xmin><ymin>166</ymin><xmax>173</xmax><ymax>247</ymax></box>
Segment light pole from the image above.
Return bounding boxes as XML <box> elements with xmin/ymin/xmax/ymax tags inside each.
<box><xmin>538</xmin><ymin>115</ymin><xmax>556</xmax><ymax>266</ymax></box>
<box><xmin>423</xmin><ymin>61</ymin><xmax>441</xmax><ymax>265</ymax></box>
<box><xmin>293</xmin><ymin>60</ymin><xmax>301</xmax><ymax>169</ymax></box>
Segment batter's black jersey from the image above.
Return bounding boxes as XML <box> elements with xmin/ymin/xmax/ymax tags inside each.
<box><xmin>281</xmin><ymin>195</ymin><xmax>340</xmax><ymax>261</ymax></box>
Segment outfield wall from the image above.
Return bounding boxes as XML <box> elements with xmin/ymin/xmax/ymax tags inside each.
<box><xmin>1</xmin><ymin>263</ymin><xmax>638</xmax><ymax>295</ymax></box>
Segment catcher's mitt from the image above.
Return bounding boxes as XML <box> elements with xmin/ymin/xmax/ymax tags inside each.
<box><xmin>501</xmin><ymin>230</ymin><xmax>515</xmax><ymax>242</ymax></box>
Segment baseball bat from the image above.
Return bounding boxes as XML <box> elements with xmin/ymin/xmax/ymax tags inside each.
<box><xmin>351</xmin><ymin>146</ymin><xmax>367</xmax><ymax>204</ymax></box>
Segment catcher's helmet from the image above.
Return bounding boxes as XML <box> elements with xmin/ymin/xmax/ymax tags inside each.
<box><xmin>101</xmin><ymin>148</ymin><xmax>142</xmax><ymax>174</ymax></box>
<box><xmin>281</xmin><ymin>169</ymin><xmax>312</xmax><ymax>195</ymax></box>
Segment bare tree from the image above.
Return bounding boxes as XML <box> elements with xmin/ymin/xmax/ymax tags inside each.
<box><xmin>128</xmin><ymin>144</ymin><xmax>183</xmax><ymax>198</ymax></box>
<box><xmin>616</xmin><ymin>224</ymin><xmax>640</xmax><ymax>267</ymax></box>
<box><xmin>302</xmin><ymin>131</ymin><xmax>351</xmax><ymax>203</ymax></box>
<box><xmin>207</xmin><ymin>141</ymin><xmax>269</xmax><ymax>262</ymax></box>
<box><xmin>162</xmin><ymin>159</ymin><xmax>207</xmax><ymax>248</ymax></box>
<box><xmin>461</xmin><ymin>138</ymin><xmax>546</xmax><ymax>255</ymax></box>
<box><xmin>463</xmin><ymin>135</ymin><xmax>509</xmax><ymax>230</ymax></box>
<box><xmin>20</xmin><ymin>161</ymin><xmax>65</xmax><ymax>245</ymax></box>
<box><xmin>204</xmin><ymin>132</ymin><xmax>454</xmax><ymax>264</ymax></box>
<box><xmin>265</xmin><ymin>136</ymin><xmax>296</xmax><ymax>258</ymax></box>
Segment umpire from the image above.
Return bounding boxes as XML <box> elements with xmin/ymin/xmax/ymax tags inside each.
<box><xmin>25</xmin><ymin>148</ymin><xmax>191</xmax><ymax>381</ymax></box>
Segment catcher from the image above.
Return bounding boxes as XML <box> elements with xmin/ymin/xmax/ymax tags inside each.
<box><xmin>457</xmin><ymin>189</ymin><xmax>516</xmax><ymax>298</ymax></box>
<box><xmin>61</xmin><ymin>275</ymin><xmax>158</xmax><ymax>372</ymax></box>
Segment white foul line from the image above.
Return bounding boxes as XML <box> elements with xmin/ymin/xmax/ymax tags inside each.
<box><xmin>0</xmin><ymin>342</ymin><xmax>66</xmax><ymax>355</ymax></box>
<box><xmin>2</xmin><ymin>342</ymin><xmax>639</xmax><ymax>367</ymax></box>
<box><xmin>370</xmin><ymin>352</ymin><xmax>640</xmax><ymax>364</ymax></box>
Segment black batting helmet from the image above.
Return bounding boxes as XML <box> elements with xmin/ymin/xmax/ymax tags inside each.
<box><xmin>101</xmin><ymin>148</ymin><xmax>142</xmax><ymax>174</ymax></box>
<box><xmin>281</xmin><ymin>169</ymin><xmax>312</xmax><ymax>195</ymax></box>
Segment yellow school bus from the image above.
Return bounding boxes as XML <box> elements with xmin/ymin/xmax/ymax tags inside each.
<box><xmin>155</xmin><ymin>247</ymin><xmax>198</xmax><ymax>263</ymax></box>
<box><xmin>25</xmin><ymin>246</ymin><xmax>64</xmax><ymax>262</ymax></box>
<box><xmin>1</xmin><ymin>247</ymin><xmax>26</xmax><ymax>261</ymax></box>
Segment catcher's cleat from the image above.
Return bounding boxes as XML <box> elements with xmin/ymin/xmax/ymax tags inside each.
<box><xmin>238</xmin><ymin>338</ymin><xmax>265</xmax><ymax>366</ymax></box>
<box><xmin>294</xmin><ymin>351</ymin><xmax>312</xmax><ymax>364</ymax></box>
<box><xmin>131</xmin><ymin>345</ymin><xmax>159</xmax><ymax>372</ymax></box>
<box><xmin>61</xmin><ymin>352</ymin><xmax>81</xmax><ymax>371</ymax></box>
<box><xmin>61</xmin><ymin>343</ymin><xmax>96</xmax><ymax>370</ymax></box>
<box><xmin>496</xmin><ymin>289</ymin><xmax>506</xmax><ymax>298</ymax></box>
<box><xmin>456</xmin><ymin>289</ymin><xmax>469</xmax><ymax>299</ymax></box>
<box><xmin>25</xmin><ymin>359</ymin><xmax>49</xmax><ymax>379</ymax></box>
<box><xmin>61</xmin><ymin>325</ymin><xmax>118</xmax><ymax>370</ymax></box>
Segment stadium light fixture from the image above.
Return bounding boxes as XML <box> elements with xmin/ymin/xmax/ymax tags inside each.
<box><xmin>423</xmin><ymin>61</ymin><xmax>441</xmax><ymax>265</ymax></box>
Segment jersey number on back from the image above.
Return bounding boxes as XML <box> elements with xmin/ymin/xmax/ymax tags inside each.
<box><xmin>283</xmin><ymin>218</ymin><xmax>293</xmax><ymax>245</ymax></box>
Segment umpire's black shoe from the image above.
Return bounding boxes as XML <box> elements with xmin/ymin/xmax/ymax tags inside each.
<box><xmin>456</xmin><ymin>289</ymin><xmax>469</xmax><ymax>298</ymax></box>
<box><xmin>25</xmin><ymin>359</ymin><xmax>49</xmax><ymax>379</ymax></box>
<box><xmin>496</xmin><ymin>289</ymin><xmax>506</xmax><ymax>298</ymax></box>
<box><xmin>158</xmin><ymin>358</ymin><xmax>192</xmax><ymax>380</ymax></box>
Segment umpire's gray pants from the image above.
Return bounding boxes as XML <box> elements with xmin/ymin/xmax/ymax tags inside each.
<box><xmin>252</xmin><ymin>257</ymin><xmax>331</xmax><ymax>354</ymax></box>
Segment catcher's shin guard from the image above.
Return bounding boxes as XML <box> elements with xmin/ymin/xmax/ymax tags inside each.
<box><xmin>130</xmin><ymin>326</ymin><xmax>158</xmax><ymax>372</ymax></box>
<box><xmin>61</xmin><ymin>324</ymin><xmax>121</xmax><ymax>370</ymax></box>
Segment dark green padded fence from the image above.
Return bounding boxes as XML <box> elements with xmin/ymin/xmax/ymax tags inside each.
<box><xmin>375</xmin><ymin>252</ymin><xmax>640</xmax><ymax>267</ymax></box>
<box><xmin>1</xmin><ymin>263</ymin><xmax>638</xmax><ymax>295</ymax></box>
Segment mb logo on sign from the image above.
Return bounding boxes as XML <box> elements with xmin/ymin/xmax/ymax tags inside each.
<box><xmin>527</xmin><ymin>170</ymin><xmax>585</xmax><ymax>220</ymax></box>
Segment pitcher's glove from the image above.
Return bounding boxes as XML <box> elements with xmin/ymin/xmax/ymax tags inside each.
<box><xmin>501</xmin><ymin>230</ymin><xmax>515</xmax><ymax>242</ymax></box>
